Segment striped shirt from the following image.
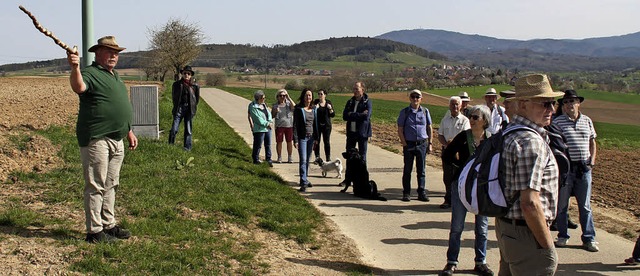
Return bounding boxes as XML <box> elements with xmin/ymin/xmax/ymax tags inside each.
<box><xmin>552</xmin><ymin>113</ymin><xmax>596</xmax><ymax>162</ymax></box>
<box><xmin>502</xmin><ymin>115</ymin><xmax>559</xmax><ymax>221</ymax></box>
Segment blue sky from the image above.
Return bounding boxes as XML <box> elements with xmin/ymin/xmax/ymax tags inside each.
<box><xmin>1</xmin><ymin>0</ymin><xmax>639</xmax><ymax>65</ymax></box>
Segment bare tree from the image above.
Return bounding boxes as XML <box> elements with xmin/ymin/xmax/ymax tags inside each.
<box><xmin>148</xmin><ymin>18</ymin><xmax>205</xmax><ymax>81</ymax></box>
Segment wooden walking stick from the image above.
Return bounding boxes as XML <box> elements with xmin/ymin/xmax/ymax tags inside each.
<box><xmin>18</xmin><ymin>5</ymin><xmax>78</xmax><ymax>54</ymax></box>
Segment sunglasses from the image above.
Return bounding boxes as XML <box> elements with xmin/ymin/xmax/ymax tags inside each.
<box><xmin>562</xmin><ymin>99</ymin><xmax>577</xmax><ymax>104</ymax></box>
<box><xmin>470</xmin><ymin>115</ymin><xmax>481</xmax><ymax>120</ymax></box>
<box><xmin>278</xmin><ymin>94</ymin><xmax>286</xmax><ymax>97</ymax></box>
<box><xmin>529</xmin><ymin>101</ymin><xmax>555</xmax><ymax>109</ymax></box>
<box><xmin>410</xmin><ymin>95</ymin><xmax>421</xmax><ymax>99</ymax></box>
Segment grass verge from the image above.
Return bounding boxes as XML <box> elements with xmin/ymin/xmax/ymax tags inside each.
<box><xmin>1</xmin><ymin>82</ymin><xmax>326</xmax><ymax>275</ymax></box>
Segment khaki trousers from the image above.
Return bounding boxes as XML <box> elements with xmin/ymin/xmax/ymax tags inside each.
<box><xmin>80</xmin><ymin>137</ymin><xmax>124</xmax><ymax>234</ymax></box>
<box><xmin>496</xmin><ymin>219</ymin><xmax>558</xmax><ymax>276</ymax></box>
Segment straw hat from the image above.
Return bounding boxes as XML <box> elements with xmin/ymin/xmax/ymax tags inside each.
<box><xmin>484</xmin><ymin>87</ymin><xmax>498</xmax><ymax>96</ymax></box>
<box><xmin>513</xmin><ymin>74</ymin><xmax>564</xmax><ymax>99</ymax></box>
<box><xmin>458</xmin><ymin>91</ymin><xmax>470</xmax><ymax>102</ymax></box>
<box><xmin>88</xmin><ymin>36</ymin><xmax>126</xmax><ymax>52</ymax></box>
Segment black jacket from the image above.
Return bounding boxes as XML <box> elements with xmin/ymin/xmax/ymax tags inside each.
<box><xmin>171</xmin><ymin>79</ymin><xmax>200</xmax><ymax>117</ymax></box>
<box><xmin>293</xmin><ymin>105</ymin><xmax>319</xmax><ymax>142</ymax></box>
<box><xmin>342</xmin><ymin>93</ymin><xmax>372</xmax><ymax>138</ymax></box>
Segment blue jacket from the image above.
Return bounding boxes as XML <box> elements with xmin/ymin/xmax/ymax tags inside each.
<box><xmin>343</xmin><ymin>93</ymin><xmax>372</xmax><ymax>138</ymax></box>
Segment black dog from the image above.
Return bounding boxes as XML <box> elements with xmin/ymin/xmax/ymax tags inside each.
<box><xmin>340</xmin><ymin>148</ymin><xmax>387</xmax><ymax>201</ymax></box>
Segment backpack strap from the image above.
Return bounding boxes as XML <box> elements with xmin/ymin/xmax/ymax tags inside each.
<box><xmin>465</xmin><ymin>129</ymin><xmax>475</xmax><ymax>156</ymax></box>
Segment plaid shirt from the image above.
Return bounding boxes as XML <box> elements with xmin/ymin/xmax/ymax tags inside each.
<box><xmin>503</xmin><ymin>115</ymin><xmax>559</xmax><ymax>221</ymax></box>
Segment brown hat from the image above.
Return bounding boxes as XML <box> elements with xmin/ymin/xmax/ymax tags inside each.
<box><xmin>88</xmin><ymin>36</ymin><xmax>126</xmax><ymax>52</ymax></box>
<box><xmin>513</xmin><ymin>74</ymin><xmax>564</xmax><ymax>99</ymax></box>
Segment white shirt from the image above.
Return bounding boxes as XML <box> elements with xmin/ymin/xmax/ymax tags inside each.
<box><xmin>438</xmin><ymin>112</ymin><xmax>470</xmax><ymax>142</ymax></box>
<box><xmin>487</xmin><ymin>104</ymin><xmax>508</xmax><ymax>135</ymax></box>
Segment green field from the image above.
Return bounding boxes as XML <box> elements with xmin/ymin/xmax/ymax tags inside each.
<box><xmin>304</xmin><ymin>52</ymin><xmax>441</xmax><ymax>74</ymax></box>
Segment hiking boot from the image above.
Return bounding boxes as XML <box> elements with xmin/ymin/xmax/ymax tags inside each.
<box><xmin>268</xmin><ymin>161</ymin><xmax>273</xmax><ymax>167</ymax></box>
<box><xmin>555</xmin><ymin>237</ymin><xmax>569</xmax><ymax>247</ymax></box>
<box><xmin>473</xmin><ymin>264</ymin><xmax>494</xmax><ymax>276</ymax></box>
<box><xmin>104</xmin><ymin>225</ymin><xmax>131</xmax><ymax>239</ymax></box>
<box><xmin>402</xmin><ymin>194</ymin><xmax>410</xmax><ymax>202</ymax></box>
<box><xmin>440</xmin><ymin>263</ymin><xmax>456</xmax><ymax>276</ymax></box>
<box><xmin>306</xmin><ymin>182</ymin><xmax>313</xmax><ymax>188</ymax></box>
<box><xmin>85</xmin><ymin>231</ymin><xmax>117</xmax><ymax>243</ymax></box>
<box><xmin>299</xmin><ymin>186</ymin><xmax>306</xmax><ymax>192</ymax></box>
<box><xmin>584</xmin><ymin>241</ymin><xmax>599</xmax><ymax>252</ymax></box>
<box><xmin>418</xmin><ymin>193</ymin><xmax>430</xmax><ymax>202</ymax></box>
<box><xmin>624</xmin><ymin>257</ymin><xmax>640</xmax><ymax>265</ymax></box>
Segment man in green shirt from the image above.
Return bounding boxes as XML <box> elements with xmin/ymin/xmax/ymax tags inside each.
<box><xmin>67</xmin><ymin>36</ymin><xmax>138</xmax><ymax>243</ymax></box>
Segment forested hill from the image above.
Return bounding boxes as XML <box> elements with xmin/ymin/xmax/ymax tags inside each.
<box><xmin>0</xmin><ymin>37</ymin><xmax>448</xmax><ymax>72</ymax></box>
<box><xmin>193</xmin><ymin>36</ymin><xmax>448</xmax><ymax>68</ymax></box>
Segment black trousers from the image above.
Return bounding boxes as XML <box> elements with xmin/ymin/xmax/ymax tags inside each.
<box><xmin>314</xmin><ymin>125</ymin><xmax>332</xmax><ymax>160</ymax></box>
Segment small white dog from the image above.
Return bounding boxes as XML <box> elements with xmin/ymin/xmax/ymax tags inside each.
<box><xmin>314</xmin><ymin>157</ymin><xmax>343</xmax><ymax>178</ymax></box>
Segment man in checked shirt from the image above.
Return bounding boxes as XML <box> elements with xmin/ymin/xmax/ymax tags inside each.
<box><xmin>496</xmin><ymin>74</ymin><xmax>565</xmax><ymax>276</ymax></box>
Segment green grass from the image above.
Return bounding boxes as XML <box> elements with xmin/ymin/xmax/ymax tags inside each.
<box><xmin>593</xmin><ymin>122</ymin><xmax>640</xmax><ymax>149</ymax></box>
<box><xmin>0</xmin><ymin>82</ymin><xmax>336</xmax><ymax>275</ymax></box>
<box><xmin>304</xmin><ymin>52</ymin><xmax>441</xmax><ymax>74</ymax></box>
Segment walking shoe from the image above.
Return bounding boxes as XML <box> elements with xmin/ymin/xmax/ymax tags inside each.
<box><xmin>402</xmin><ymin>194</ymin><xmax>410</xmax><ymax>202</ymax></box>
<box><xmin>85</xmin><ymin>231</ymin><xmax>117</xmax><ymax>243</ymax></box>
<box><xmin>268</xmin><ymin>161</ymin><xmax>273</xmax><ymax>167</ymax></box>
<box><xmin>555</xmin><ymin>237</ymin><xmax>569</xmax><ymax>247</ymax></box>
<box><xmin>584</xmin><ymin>241</ymin><xmax>599</xmax><ymax>252</ymax></box>
<box><xmin>104</xmin><ymin>225</ymin><xmax>131</xmax><ymax>239</ymax></box>
<box><xmin>439</xmin><ymin>202</ymin><xmax>451</xmax><ymax>209</ymax></box>
<box><xmin>287</xmin><ymin>156</ymin><xmax>293</xmax><ymax>163</ymax></box>
<box><xmin>624</xmin><ymin>257</ymin><xmax>640</xmax><ymax>265</ymax></box>
<box><xmin>299</xmin><ymin>186</ymin><xmax>306</xmax><ymax>192</ymax></box>
<box><xmin>276</xmin><ymin>157</ymin><xmax>282</xmax><ymax>163</ymax></box>
<box><xmin>253</xmin><ymin>160</ymin><xmax>262</xmax><ymax>165</ymax></box>
<box><xmin>568</xmin><ymin>219</ymin><xmax>579</xmax><ymax>229</ymax></box>
<box><xmin>473</xmin><ymin>264</ymin><xmax>494</xmax><ymax>276</ymax></box>
<box><xmin>307</xmin><ymin>182</ymin><xmax>312</xmax><ymax>187</ymax></box>
<box><xmin>418</xmin><ymin>193</ymin><xmax>430</xmax><ymax>202</ymax></box>
<box><xmin>440</xmin><ymin>263</ymin><xmax>456</xmax><ymax>276</ymax></box>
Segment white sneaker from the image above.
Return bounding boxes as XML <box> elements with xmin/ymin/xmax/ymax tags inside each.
<box><xmin>276</xmin><ymin>157</ymin><xmax>282</xmax><ymax>163</ymax></box>
<box><xmin>584</xmin><ymin>241</ymin><xmax>599</xmax><ymax>252</ymax></box>
<box><xmin>555</xmin><ymin>237</ymin><xmax>569</xmax><ymax>247</ymax></box>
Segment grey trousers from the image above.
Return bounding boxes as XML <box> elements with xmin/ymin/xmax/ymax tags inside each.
<box><xmin>495</xmin><ymin>219</ymin><xmax>558</xmax><ymax>276</ymax></box>
<box><xmin>80</xmin><ymin>137</ymin><xmax>125</xmax><ymax>234</ymax></box>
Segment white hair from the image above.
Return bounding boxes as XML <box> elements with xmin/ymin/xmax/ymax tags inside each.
<box><xmin>449</xmin><ymin>96</ymin><xmax>462</xmax><ymax>104</ymax></box>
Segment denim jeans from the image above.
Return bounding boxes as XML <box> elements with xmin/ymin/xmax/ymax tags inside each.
<box><xmin>297</xmin><ymin>136</ymin><xmax>314</xmax><ymax>186</ymax></box>
<box><xmin>169</xmin><ymin>104</ymin><xmax>193</xmax><ymax>150</ymax></box>
<box><xmin>556</xmin><ymin>169</ymin><xmax>596</xmax><ymax>243</ymax></box>
<box><xmin>252</xmin><ymin>131</ymin><xmax>272</xmax><ymax>163</ymax></box>
<box><xmin>447</xmin><ymin>184</ymin><xmax>489</xmax><ymax>264</ymax></box>
<box><xmin>346</xmin><ymin>132</ymin><xmax>368</xmax><ymax>162</ymax></box>
<box><xmin>402</xmin><ymin>142</ymin><xmax>427</xmax><ymax>195</ymax></box>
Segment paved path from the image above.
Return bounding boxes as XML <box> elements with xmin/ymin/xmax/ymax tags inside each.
<box><xmin>201</xmin><ymin>88</ymin><xmax>638</xmax><ymax>275</ymax></box>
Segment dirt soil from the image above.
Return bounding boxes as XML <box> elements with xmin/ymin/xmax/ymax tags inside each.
<box><xmin>0</xmin><ymin>78</ymin><xmax>638</xmax><ymax>275</ymax></box>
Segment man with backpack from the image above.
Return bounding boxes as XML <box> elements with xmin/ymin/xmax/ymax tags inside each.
<box><xmin>397</xmin><ymin>89</ymin><xmax>433</xmax><ymax>202</ymax></box>
<box><xmin>496</xmin><ymin>74</ymin><xmax>564</xmax><ymax>275</ymax></box>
